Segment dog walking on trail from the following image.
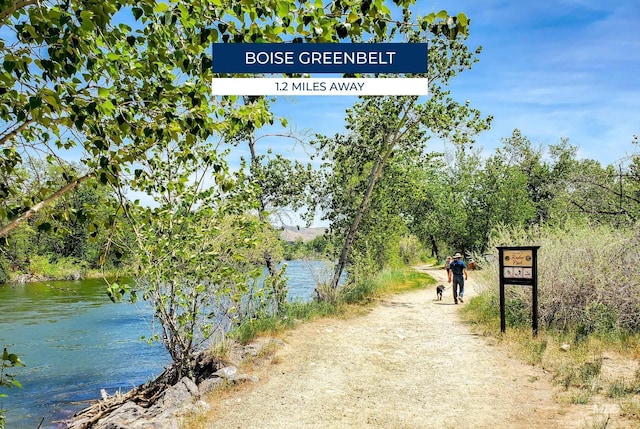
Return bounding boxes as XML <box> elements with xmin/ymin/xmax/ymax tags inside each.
<box><xmin>448</xmin><ymin>253</ymin><xmax>468</xmax><ymax>304</ymax></box>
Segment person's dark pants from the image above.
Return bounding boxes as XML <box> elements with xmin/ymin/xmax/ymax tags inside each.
<box><xmin>452</xmin><ymin>275</ymin><xmax>465</xmax><ymax>302</ymax></box>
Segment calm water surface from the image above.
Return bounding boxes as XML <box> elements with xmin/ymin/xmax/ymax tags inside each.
<box><xmin>0</xmin><ymin>260</ymin><xmax>329</xmax><ymax>428</ymax></box>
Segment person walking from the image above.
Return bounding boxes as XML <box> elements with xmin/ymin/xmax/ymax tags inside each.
<box><xmin>445</xmin><ymin>256</ymin><xmax>453</xmax><ymax>277</ymax></box>
<box><xmin>448</xmin><ymin>253</ymin><xmax>468</xmax><ymax>304</ymax></box>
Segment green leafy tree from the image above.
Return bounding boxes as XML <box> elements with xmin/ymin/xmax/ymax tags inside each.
<box><xmin>225</xmin><ymin>111</ymin><xmax>319</xmax><ymax>313</ymax></box>
<box><xmin>494</xmin><ymin>130</ymin><xmax>554</xmax><ymax>225</ymax></box>
<box><xmin>463</xmin><ymin>144</ymin><xmax>536</xmax><ymax>252</ymax></box>
<box><xmin>316</xmin><ymin>27</ymin><xmax>491</xmax><ymax>290</ymax></box>
<box><xmin>0</xmin><ymin>160</ymin><xmax>126</xmax><ymax>281</ymax></box>
<box><xmin>434</xmin><ymin>131</ymin><xmax>573</xmax><ymax>254</ymax></box>
<box><xmin>408</xmin><ymin>175</ymin><xmax>442</xmax><ymax>257</ymax></box>
<box><xmin>1</xmin><ymin>0</ymin><xmax>465</xmax><ymax>238</ymax></box>
<box><xmin>110</xmin><ymin>138</ymin><xmax>272</xmax><ymax>379</ymax></box>
<box><xmin>246</xmin><ymin>151</ymin><xmax>317</xmax><ymax>312</ymax></box>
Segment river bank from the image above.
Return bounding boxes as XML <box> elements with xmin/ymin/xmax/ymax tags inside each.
<box><xmin>5</xmin><ymin>267</ymin><xmax>122</xmax><ymax>285</ymax></box>
<box><xmin>0</xmin><ymin>260</ymin><xmax>328</xmax><ymax>428</ymax></box>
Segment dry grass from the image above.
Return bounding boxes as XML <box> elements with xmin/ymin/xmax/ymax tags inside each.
<box><xmin>461</xmin><ymin>315</ymin><xmax>640</xmax><ymax>426</ymax></box>
<box><xmin>620</xmin><ymin>396</ymin><xmax>640</xmax><ymax>421</ymax></box>
<box><xmin>480</xmin><ymin>222</ymin><xmax>640</xmax><ymax>334</ymax></box>
<box><xmin>181</xmin><ymin>337</ymin><xmax>286</xmax><ymax>429</ymax></box>
<box><xmin>464</xmin><ymin>222</ymin><xmax>640</xmax><ymax>425</ymax></box>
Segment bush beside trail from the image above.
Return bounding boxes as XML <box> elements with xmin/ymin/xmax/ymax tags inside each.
<box><xmin>477</xmin><ymin>222</ymin><xmax>640</xmax><ymax>335</ymax></box>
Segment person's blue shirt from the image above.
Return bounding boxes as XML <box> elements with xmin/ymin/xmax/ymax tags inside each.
<box><xmin>450</xmin><ymin>259</ymin><xmax>466</xmax><ymax>276</ymax></box>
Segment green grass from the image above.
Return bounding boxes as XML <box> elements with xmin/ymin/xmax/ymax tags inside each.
<box><xmin>459</xmin><ymin>292</ymin><xmax>500</xmax><ymax>329</ymax></box>
<box><xmin>231</xmin><ymin>301</ymin><xmax>340</xmax><ymax>343</ymax></box>
<box><xmin>341</xmin><ymin>268</ymin><xmax>434</xmax><ymax>304</ymax></box>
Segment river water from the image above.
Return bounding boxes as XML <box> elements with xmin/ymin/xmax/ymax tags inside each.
<box><xmin>0</xmin><ymin>260</ymin><xmax>333</xmax><ymax>428</ymax></box>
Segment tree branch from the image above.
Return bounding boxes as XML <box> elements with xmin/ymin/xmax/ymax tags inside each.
<box><xmin>0</xmin><ymin>172</ymin><xmax>93</xmax><ymax>238</ymax></box>
<box><xmin>0</xmin><ymin>0</ymin><xmax>38</xmax><ymax>26</ymax></box>
<box><xmin>0</xmin><ymin>120</ymin><xmax>32</xmax><ymax>146</ymax></box>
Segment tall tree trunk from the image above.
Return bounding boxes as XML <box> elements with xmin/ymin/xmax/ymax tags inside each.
<box><xmin>329</xmin><ymin>142</ymin><xmax>394</xmax><ymax>290</ymax></box>
<box><xmin>247</xmin><ymin>128</ymin><xmax>284</xmax><ymax>311</ymax></box>
<box><xmin>328</xmin><ymin>101</ymin><xmax>413</xmax><ymax>292</ymax></box>
<box><xmin>430</xmin><ymin>234</ymin><xmax>439</xmax><ymax>258</ymax></box>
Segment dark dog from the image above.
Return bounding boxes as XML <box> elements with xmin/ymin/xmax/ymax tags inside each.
<box><xmin>436</xmin><ymin>284</ymin><xmax>445</xmax><ymax>301</ymax></box>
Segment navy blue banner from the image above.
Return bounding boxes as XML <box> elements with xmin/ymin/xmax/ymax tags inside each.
<box><xmin>212</xmin><ymin>43</ymin><xmax>427</xmax><ymax>74</ymax></box>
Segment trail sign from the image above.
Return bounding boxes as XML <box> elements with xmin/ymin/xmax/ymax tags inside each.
<box><xmin>497</xmin><ymin>246</ymin><xmax>540</xmax><ymax>336</ymax></box>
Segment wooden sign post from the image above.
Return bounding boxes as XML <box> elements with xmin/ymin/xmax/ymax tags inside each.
<box><xmin>497</xmin><ymin>246</ymin><xmax>540</xmax><ymax>336</ymax></box>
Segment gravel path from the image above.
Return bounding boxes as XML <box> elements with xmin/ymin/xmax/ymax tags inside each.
<box><xmin>207</xmin><ymin>266</ymin><xmax>612</xmax><ymax>428</ymax></box>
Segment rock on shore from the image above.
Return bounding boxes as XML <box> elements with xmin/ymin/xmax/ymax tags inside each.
<box><xmin>64</xmin><ymin>340</ymin><xmax>275</xmax><ymax>429</ymax></box>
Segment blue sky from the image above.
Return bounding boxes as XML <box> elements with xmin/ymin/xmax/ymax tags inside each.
<box><xmin>259</xmin><ymin>0</ymin><xmax>640</xmax><ymax>167</ymax></box>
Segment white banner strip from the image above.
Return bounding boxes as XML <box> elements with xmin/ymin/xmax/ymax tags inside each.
<box><xmin>211</xmin><ymin>78</ymin><xmax>428</xmax><ymax>96</ymax></box>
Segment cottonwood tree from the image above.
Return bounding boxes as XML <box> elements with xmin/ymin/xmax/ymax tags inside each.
<box><xmin>316</xmin><ymin>28</ymin><xmax>491</xmax><ymax>291</ymax></box>
<box><xmin>428</xmin><ymin>132</ymin><xmax>571</xmax><ymax>255</ymax></box>
<box><xmin>557</xmin><ymin>137</ymin><xmax>640</xmax><ymax>226</ymax></box>
<box><xmin>1</xmin><ymin>0</ymin><xmax>458</xmax><ymax>237</ymax></box>
<box><xmin>223</xmin><ymin>99</ymin><xmax>319</xmax><ymax>314</ymax></box>
<box><xmin>485</xmin><ymin>131</ymin><xmax>581</xmax><ymax>229</ymax></box>
<box><xmin>108</xmin><ymin>138</ymin><xmax>273</xmax><ymax>379</ymax></box>
<box><xmin>403</xmin><ymin>152</ymin><xmax>449</xmax><ymax>258</ymax></box>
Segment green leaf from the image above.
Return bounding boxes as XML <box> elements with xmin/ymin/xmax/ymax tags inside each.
<box><xmin>132</xmin><ymin>7</ymin><xmax>143</xmax><ymax>20</ymax></box>
<box><xmin>37</xmin><ymin>222</ymin><xmax>52</xmax><ymax>232</ymax></box>
<box><xmin>81</xmin><ymin>18</ymin><xmax>95</xmax><ymax>31</ymax></box>
<box><xmin>277</xmin><ymin>1</ymin><xmax>290</xmax><ymax>16</ymax></box>
<box><xmin>7</xmin><ymin>353</ymin><xmax>21</xmax><ymax>365</ymax></box>
<box><xmin>80</xmin><ymin>10</ymin><xmax>93</xmax><ymax>21</ymax></box>
<box><xmin>98</xmin><ymin>87</ymin><xmax>109</xmax><ymax>97</ymax></box>
<box><xmin>457</xmin><ymin>12</ymin><xmax>469</xmax><ymax>27</ymax></box>
<box><xmin>101</xmin><ymin>100</ymin><xmax>115</xmax><ymax>114</ymax></box>
<box><xmin>28</xmin><ymin>96</ymin><xmax>42</xmax><ymax>109</ymax></box>
<box><xmin>154</xmin><ymin>3</ymin><xmax>170</xmax><ymax>13</ymax></box>
<box><xmin>4</xmin><ymin>60</ymin><xmax>16</xmax><ymax>72</ymax></box>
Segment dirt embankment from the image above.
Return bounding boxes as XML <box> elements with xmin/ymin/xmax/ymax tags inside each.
<box><xmin>206</xmin><ymin>266</ymin><xmax>630</xmax><ymax>428</ymax></box>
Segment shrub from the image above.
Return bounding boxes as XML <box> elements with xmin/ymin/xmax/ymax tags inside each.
<box><xmin>505</xmin><ymin>293</ymin><xmax>532</xmax><ymax>327</ymax></box>
<box><xmin>481</xmin><ymin>222</ymin><xmax>640</xmax><ymax>334</ymax></box>
<box><xmin>580</xmin><ymin>302</ymin><xmax>618</xmax><ymax>336</ymax></box>
<box><xmin>607</xmin><ymin>378</ymin><xmax>630</xmax><ymax>399</ymax></box>
<box><xmin>28</xmin><ymin>255</ymin><xmax>86</xmax><ymax>280</ymax></box>
<box><xmin>578</xmin><ymin>357</ymin><xmax>603</xmax><ymax>387</ymax></box>
<box><xmin>460</xmin><ymin>292</ymin><xmax>500</xmax><ymax>326</ymax></box>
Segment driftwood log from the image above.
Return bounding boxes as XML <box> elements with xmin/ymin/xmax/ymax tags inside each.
<box><xmin>64</xmin><ymin>350</ymin><xmax>225</xmax><ymax>428</ymax></box>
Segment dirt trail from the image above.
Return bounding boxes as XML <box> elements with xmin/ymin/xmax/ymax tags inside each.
<box><xmin>207</xmin><ymin>266</ymin><xmax>612</xmax><ymax>428</ymax></box>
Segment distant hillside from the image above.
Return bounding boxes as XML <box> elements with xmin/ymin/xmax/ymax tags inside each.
<box><xmin>280</xmin><ymin>226</ymin><xmax>328</xmax><ymax>242</ymax></box>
